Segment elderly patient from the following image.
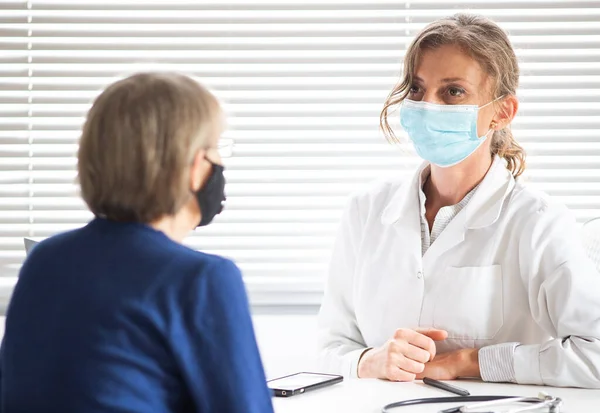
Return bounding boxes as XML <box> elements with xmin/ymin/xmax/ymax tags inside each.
<box><xmin>0</xmin><ymin>73</ymin><xmax>274</xmax><ymax>413</ymax></box>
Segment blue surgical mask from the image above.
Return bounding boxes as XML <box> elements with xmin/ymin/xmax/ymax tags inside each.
<box><xmin>400</xmin><ymin>98</ymin><xmax>500</xmax><ymax>167</ymax></box>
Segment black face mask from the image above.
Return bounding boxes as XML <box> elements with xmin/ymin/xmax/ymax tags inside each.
<box><xmin>194</xmin><ymin>161</ymin><xmax>226</xmax><ymax>227</ymax></box>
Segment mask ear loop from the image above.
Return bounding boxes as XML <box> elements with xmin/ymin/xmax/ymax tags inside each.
<box><xmin>479</xmin><ymin>94</ymin><xmax>506</xmax><ymax>109</ymax></box>
<box><xmin>479</xmin><ymin>95</ymin><xmax>505</xmax><ymax>139</ymax></box>
<box><xmin>477</xmin><ymin>120</ymin><xmax>498</xmax><ymax>140</ymax></box>
<box><xmin>487</xmin><ymin>120</ymin><xmax>499</xmax><ymax>138</ymax></box>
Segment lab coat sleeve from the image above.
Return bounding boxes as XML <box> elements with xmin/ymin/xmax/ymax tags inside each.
<box><xmin>317</xmin><ymin>195</ymin><xmax>369</xmax><ymax>378</ymax></box>
<box><xmin>513</xmin><ymin>202</ymin><xmax>600</xmax><ymax>388</ymax></box>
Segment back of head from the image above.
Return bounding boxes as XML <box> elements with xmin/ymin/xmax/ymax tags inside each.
<box><xmin>381</xmin><ymin>13</ymin><xmax>526</xmax><ymax>177</ymax></box>
<box><xmin>78</xmin><ymin>72</ymin><xmax>222</xmax><ymax>223</ymax></box>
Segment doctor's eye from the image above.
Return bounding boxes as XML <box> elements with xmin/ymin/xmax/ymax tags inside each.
<box><xmin>408</xmin><ymin>85</ymin><xmax>422</xmax><ymax>97</ymax></box>
<box><xmin>447</xmin><ymin>87</ymin><xmax>466</xmax><ymax>98</ymax></box>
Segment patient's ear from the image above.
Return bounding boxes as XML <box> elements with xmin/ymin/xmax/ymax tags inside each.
<box><xmin>190</xmin><ymin>149</ymin><xmax>211</xmax><ymax>192</ymax></box>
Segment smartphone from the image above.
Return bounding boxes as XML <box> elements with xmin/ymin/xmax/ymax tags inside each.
<box><xmin>267</xmin><ymin>372</ymin><xmax>343</xmax><ymax>397</ymax></box>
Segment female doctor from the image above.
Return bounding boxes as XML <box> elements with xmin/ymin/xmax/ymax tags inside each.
<box><xmin>318</xmin><ymin>13</ymin><xmax>600</xmax><ymax>388</ymax></box>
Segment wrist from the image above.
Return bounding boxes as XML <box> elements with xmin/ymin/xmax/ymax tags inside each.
<box><xmin>458</xmin><ymin>348</ymin><xmax>481</xmax><ymax>378</ymax></box>
<box><xmin>357</xmin><ymin>348</ymin><xmax>373</xmax><ymax>378</ymax></box>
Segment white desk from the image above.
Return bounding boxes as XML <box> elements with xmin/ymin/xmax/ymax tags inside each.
<box><xmin>254</xmin><ymin>315</ymin><xmax>600</xmax><ymax>412</ymax></box>
<box><xmin>0</xmin><ymin>314</ymin><xmax>598</xmax><ymax>412</ymax></box>
<box><xmin>273</xmin><ymin>378</ymin><xmax>600</xmax><ymax>413</ymax></box>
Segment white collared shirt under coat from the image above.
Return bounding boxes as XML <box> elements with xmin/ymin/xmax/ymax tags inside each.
<box><xmin>317</xmin><ymin>156</ymin><xmax>600</xmax><ymax>388</ymax></box>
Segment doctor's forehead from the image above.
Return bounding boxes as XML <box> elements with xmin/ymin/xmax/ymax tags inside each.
<box><xmin>413</xmin><ymin>44</ymin><xmax>488</xmax><ymax>88</ymax></box>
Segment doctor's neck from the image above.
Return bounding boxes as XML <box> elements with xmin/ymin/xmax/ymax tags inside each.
<box><xmin>426</xmin><ymin>151</ymin><xmax>493</xmax><ymax>207</ymax></box>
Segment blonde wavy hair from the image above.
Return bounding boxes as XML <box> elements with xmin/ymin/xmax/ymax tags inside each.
<box><xmin>380</xmin><ymin>13</ymin><xmax>526</xmax><ymax>177</ymax></box>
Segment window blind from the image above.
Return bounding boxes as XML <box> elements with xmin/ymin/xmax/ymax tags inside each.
<box><xmin>1</xmin><ymin>0</ymin><xmax>599</xmax><ymax>310</ymax></box>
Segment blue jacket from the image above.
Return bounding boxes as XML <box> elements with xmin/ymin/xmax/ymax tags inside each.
<box><xmin>0</xmin><ymin>218</ymin><xmax>274</xmax><ymax>413</ymax></box>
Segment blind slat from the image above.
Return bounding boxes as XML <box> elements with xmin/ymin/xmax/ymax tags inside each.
<box><xmin>1</xmin><ymin>0</ymin><xmax>599</xmax><ymax>306</ymax></box>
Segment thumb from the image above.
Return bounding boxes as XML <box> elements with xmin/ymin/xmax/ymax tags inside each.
<box><xmin>415</xmin><ymin>328</ymin><xmax>448</xmax><ymax>342</ymax></box>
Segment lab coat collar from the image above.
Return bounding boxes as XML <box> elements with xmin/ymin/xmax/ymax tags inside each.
<box><xmin>380</xmin><ymin>156</ymin><xmax>515</xmax><ymax>230</ymax></box>
<box><xmin>381</xmin><ymin>161</ymin><xmax>426</xmax><ymax>227</ymax></box>
<box><xmin>465</xmin><ymin>156</ymin><xmax>515</xmax><ymax>229</ymax></box>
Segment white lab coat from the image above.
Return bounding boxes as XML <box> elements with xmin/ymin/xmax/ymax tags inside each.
<box><xmin>318</xmin><ymin>156</ymin><xmax>600</xmax><ymax>388</ymax></box>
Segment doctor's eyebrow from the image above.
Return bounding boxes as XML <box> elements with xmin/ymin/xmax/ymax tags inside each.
<box><xmin>440</xmin><ymin>77</ymin><xmax>474</xmax><ymax>85</ymax></box>
<box><xmin>412</xmin><ymin>75</ymin><xmax>474</xmax><ymax>86</ymax></box>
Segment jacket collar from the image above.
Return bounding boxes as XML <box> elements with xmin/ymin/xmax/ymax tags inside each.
<box><xmin>381</xmin><ymin>156</ymin><xmax>515</xmax><ymax>230</ymax></box>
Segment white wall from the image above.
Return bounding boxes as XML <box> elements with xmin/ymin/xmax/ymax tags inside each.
<box><xmin>253</xmin><ymin>314</ymin><xmax>319</xmax><ymax>380</ymax></box>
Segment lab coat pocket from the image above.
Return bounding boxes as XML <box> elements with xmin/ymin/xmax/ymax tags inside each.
<box><xmin>432</xmin><ymin>265</ymin><xmax>503</xmax><ymax>340</ymax></box>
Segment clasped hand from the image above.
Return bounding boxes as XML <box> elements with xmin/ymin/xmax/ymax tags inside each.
<box><xmin>357</xmin><ymin>328</ymin><xmax>480</xmax><ymax>381</ymax></box>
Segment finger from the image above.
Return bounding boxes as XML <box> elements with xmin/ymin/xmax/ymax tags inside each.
<box><xmin>415</xmin><ymin>328</ymin><xmax>448</xmax><ymax>342</ymax></box>
<box><xmin>394</xmin><ymin>329</ymin><xmax>437</xmax><ymax>359</ymax></box>
<box><xmin>384</xmin><ymin>364</ymin><xmax>417</xmax><ymax>382</ymax></box>
<box><xmin>386</xmin><ymin>340</ymin><xmax>403</xmax><ymax>357</ymax></box>
<box><xmin>414</xmin><ymin>329</ymin><xmax>448</xmax><ymax>360</ymax></box>
<box><xmin>401</xmin><ymin>342</ymin><xmax>433</xmax><ymax>364</ymax></box>
<box><xmin>390</xmin><ymin>353</ymin><xmax>425</xmax><ymax>375</ymax></box>
<box><xmin>415</xmin><ymin>369</ymin><xmax>428</xmax><ymax>380</ymax></box>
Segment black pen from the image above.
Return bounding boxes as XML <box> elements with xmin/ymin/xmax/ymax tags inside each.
<box><xmin>422</xmin><ymin>377</ymin><xmax>470</xmax><ymax>396</ymax></box>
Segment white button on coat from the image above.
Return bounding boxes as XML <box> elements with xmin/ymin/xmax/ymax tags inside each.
<box><xmin>317</xmin><ymin>156</ymin><xmax>600</xmax><ymax>388</ymax></box>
